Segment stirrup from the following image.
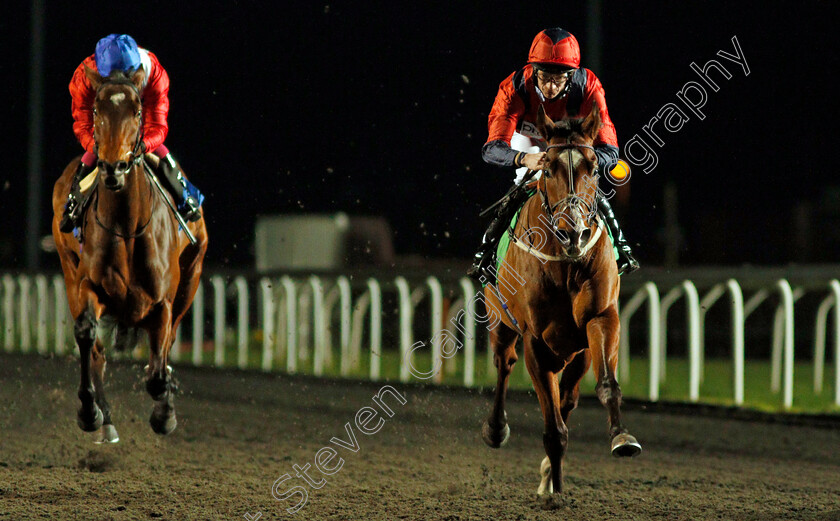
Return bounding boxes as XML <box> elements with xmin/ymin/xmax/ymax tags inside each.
<box><xmin>180</xmin><ymin>196</ymin><xmax>202</xmax><ymax>222</ymax></box>
<box><xmin>466</xmin><ymin>252</ymin><xmax>485</xmax><ymax>279</ymax></box>
<box><xmin>467</xmin><ymin>251</ymin><xmax>496</xmax><ymax>283</ymax></box>
<box><xmin>616</xmin><ymin>247</ymin><xmax>640</xmax><ymax>275</ymax></box>
<box><xmin>59</xmin><ymin>196</ymin><xmax>82</xmax><ymax>233</ymax></box>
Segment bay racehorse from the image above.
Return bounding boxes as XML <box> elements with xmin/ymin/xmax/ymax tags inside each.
<box><xmin>481</xmin><ymin>105</ymin><xmax>640</xmax><ymax>495</ymax></box>
<box><xmin>51</xmin><ymin>66</ymin><xmax>208</xmax><ymax>442</ymax></box>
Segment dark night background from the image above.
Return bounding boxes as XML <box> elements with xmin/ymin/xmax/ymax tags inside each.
<box><xmin>1</xmin><ymin>1</ymin><xmax>837</xmax><ymax>272</ymax></box>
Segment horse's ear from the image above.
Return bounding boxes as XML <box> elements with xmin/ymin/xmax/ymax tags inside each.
<box><xmin>130</xmin><ymin>67</ymin><xmax>146</xmax><ymax>91</ymax></box>
<box><xmin>536</xmin><ymin>104</ymin><xmax>555</xmax><ymax>140</ymax></box>
<box><xmin>84</xmin><ymin>65</ymin><xmax>102</xmax><ymax>90</ymax></box>
<box><xmin>582</xmin><ymin>105</ymin><xmax>602</xmax><ymax>142</ymax></box>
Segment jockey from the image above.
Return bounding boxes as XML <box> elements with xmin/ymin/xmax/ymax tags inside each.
<box><xmin>59</xmin><ymin>34</ymin><xmax>203</xmax><ymax>233</ymax></box>
<box><xmin>467</xmin><ymin>27</ymin><xmax>639</xmax><ymax>280</ymax></box>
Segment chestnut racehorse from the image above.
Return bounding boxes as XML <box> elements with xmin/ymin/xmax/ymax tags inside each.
<box><xmin>51</xmin><ymin>67</ymin><xmax>208</xmax><ymax>442</ymax></box>
<box><xmin>481</xmin><ymin>105</ymin><xmax>640</xmax><ymax>495</ymax></box>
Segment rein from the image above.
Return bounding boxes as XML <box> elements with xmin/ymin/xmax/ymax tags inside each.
<box><xmin>539</xmin><ymin>142</ymin><xmax>596</xmax><ymax>217</ymax></box>
<box><xmin>92</xmin><ymin>161</ymin><xmax>155</xmax><ymax>240</ymax></box>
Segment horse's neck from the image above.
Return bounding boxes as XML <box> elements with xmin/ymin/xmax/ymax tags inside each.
<box><xmin>521</xmin><ymin>196</ymin><xmax>565</xmax><ymax>257</ymax></box>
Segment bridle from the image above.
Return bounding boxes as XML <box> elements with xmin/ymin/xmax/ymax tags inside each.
<box><xmin>538</xmin><ymin>141</ymin><xmax>599</xmax><ymax>232</ymax></box>
<box><xmin>93</xmin><ymin>77</ymin><xmax>145</xmax><ymax>177</ymax></box>
<box><xmin>90</xmin><ymin>76</ymin><xmax>152</xmax><ymax>240</ymax></box>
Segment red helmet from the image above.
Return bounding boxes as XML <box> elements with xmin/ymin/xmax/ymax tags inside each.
<box><xmin>528</xmin><ymin>28</ymin><xmax>580</xmax><ymax>71</ymax></box>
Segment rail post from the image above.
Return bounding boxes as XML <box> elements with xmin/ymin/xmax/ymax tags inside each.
<box><xmin>367</xmin><ymin>278</ymin><xmax>382</xmax><ymax>380</ymax></box>
<box><xmin>281</xmin><ymin>276</ymin><xmax>298</xmax><ymax>373</ymax></box>
<box><xmin>309</xmin><ymin>276</ymin><xmax>326</xmax><ymax>376</ymax></box>
<box><xmin>459</xmin><ymin>277</ymin><xmax>477</xmax><ymax>387</ymax></box>
<box><xmin>211</xmin><ymin>276</ymin><xmax>226</xmax><ymax>367</ymax></box>
<box><xmin>260</xmin><ymin>277</ymin><xmax>275</xmax><ymax>371</ymax></box>
<box><xmin>52</xmin><ymin>275</ymin><xmax>68</xmax><ymax>355</ymax></box>
<box><xmin>192</xmin><ymin>282</ymin><xmax>205</xmax><ymax>366</ymax></box>
<box><xmin>18</xmin><ymin>276</ymin><xmax>31</xmax><ymax>353</ymax></box>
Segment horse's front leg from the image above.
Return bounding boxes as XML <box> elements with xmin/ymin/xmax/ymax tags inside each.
<box><xmin>90</xmin><ymin>337</ymin><xmax>119</xmax><ymax>443</ymax></box>
<box><xmin>482</xmin><ymin>323</ymin><xmax>519</xmax><ymax>448</ymax></box>
<box><xmin>524</xmin><ymin>336</ymin><xmax>567</xmax><ymax>496</ymax></box>
<box><xmin>74</xmin><ymin>283</ymin><xmax>105</xmax><ymax>433</ymax></box>
<box><xmin>587</xmin><ymin>307</ymin><xmax>642</xmax><ymax>457</ymax></box>
<box><xmin>144</xmin><ymin>301</ymin><xmax>177</xmax><ymax>435</ymax></box>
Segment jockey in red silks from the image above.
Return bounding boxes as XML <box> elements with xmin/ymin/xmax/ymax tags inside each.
<box><xmin>59</xmin><ymin>34</ymin><xmax>203</xmax><ymax>233</ymax></box>
<box><xmin>467</xmin><ymin>27</ymin><xmax>638</xmax><ymax>280</ymax></box>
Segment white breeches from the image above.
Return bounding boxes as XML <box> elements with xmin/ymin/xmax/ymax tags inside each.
<box><xmin>510</xmin><ymin>132</ymin><xmax>545</xmax><ymax>184</ymax></box>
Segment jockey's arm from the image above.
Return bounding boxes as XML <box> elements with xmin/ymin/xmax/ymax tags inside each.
<box><xmin>481</xmin><ymin>73</ymin><xmax>539</xmax><ymax>169</ymax></box>
<box><xmin>140</xmin><ymin>52</ymin><xmax>171</xmax><ymax>153</ymax></box>
<box><xmin>69</xmin><ymin>59</ymin><xmax>97</xmax><ymax>154</ymax></box>
<box><xmin>585</xmin><ymin>72</ymin><xmax>620</xmax><ymax>174</ymax></box>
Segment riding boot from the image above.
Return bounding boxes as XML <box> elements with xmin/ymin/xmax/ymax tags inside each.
<box><xmin>597</xmin><ymin>196</ymin><xmax>639</xmax><ymax>275</ymax></box>
<box><xmin>59</xmin><ymin>161</ymin><xmax>96</xmax><ymax>233</ymax></box>
<box><xmin>467</xmin><ymin>184</ymin><xmax>531</xmax><ymax>283</ymax></box>
<box><xmin>156</xmin><ymin>154</ymin><xmax>202</xmax><ymax>222</ymax></box>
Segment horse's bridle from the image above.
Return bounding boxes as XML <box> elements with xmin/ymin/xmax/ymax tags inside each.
<box><xmin>93</xmin><ymin>78</ymin><xmax>145</xmax><ymax>176</ymax></box>
<box><xmin>538</xmin><ymin>142</ymin><xmax>599</xmax><ymax>234</ymax></box>
<box><xmin>91</xmin><ymin>76</ymin><xmax>152</xmax><ymax>239</ymax></box>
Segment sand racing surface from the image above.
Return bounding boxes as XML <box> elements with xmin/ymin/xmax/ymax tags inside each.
<box><xmin>1</xmin><ymin>352</ymin><xmax>838</xmax><ymax>520</ymax></box>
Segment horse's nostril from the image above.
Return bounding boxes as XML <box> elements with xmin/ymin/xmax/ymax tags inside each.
<box><xmin>555</xmin><ymin>229</ymin><xmax>570</xmax><ymax>244</ymax></box>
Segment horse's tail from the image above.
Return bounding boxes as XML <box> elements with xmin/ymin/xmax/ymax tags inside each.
<box><xmin>97</xmin><ymin>316</ymin><xmax>145</xmax><ymax>352</ymax></box>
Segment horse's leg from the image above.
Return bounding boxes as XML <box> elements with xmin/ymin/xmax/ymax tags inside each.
<box><xmin>144</xmin><ymin>302</ymin><xmax>177</xmax><ymax>435</ymax></box>
<box><xmin>481</xmin><ymin>323</ymin><xmax>519</xmax><ymax>448</ymax></box>
<box><xmin>90</xmin><ymin>338</ymin><xmax>119</xmax><ymax>443</ymax></box>
<box><xmin>587</xmin><ymin>308</ymin><xmax>642</xmax><ymax>457</ymax></box>
<box><xmin>558</xmin><ymin>348</ymin><xmax>592</xmax><ymax>424</ymax></box>
<box><xmin>74</xmin><ymin>307</ymin><xmax>102</xmax><ymax>432</ymax></box>
<box><xmin>524</xmin><ymin>336</ymin><xmax>567</xmax><ymax>495</ymax></box>
<box><xmin>170</xmin><ymin>230</ymin><xmax>207</xmax><ymax>338</ymax></box>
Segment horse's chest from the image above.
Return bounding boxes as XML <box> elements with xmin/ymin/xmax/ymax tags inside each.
<box><xmin>86</xmin><ymin>242</ymin><xmax>171</xmax><ymax>305</ymax></box>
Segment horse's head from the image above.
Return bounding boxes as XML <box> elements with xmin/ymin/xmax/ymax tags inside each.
<box><xmin>535</xmin><ymin>104</ymin><xmax>602</xmax><ymax>260</ymax></box>
<box><xmin>84</xmin><ymin>65</ymin><xmax>146</xmax><ymax>192</ymax></box>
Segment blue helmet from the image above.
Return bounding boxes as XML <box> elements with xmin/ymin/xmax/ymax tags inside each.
<box><xmin>95</xmin><ymin>34</ymin><xmax>141</xmax><ymax>77</ymax></box>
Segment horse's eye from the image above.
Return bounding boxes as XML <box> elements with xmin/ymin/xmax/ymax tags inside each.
<box><xmin>93</xmin><ymin>108</ymin><xmax>98</xmax><ymax>116</ymax></box>
<box><xmin>136</xmin><ymin>110</ymin><xmax>142</xmax><ymax>118</ymax></box>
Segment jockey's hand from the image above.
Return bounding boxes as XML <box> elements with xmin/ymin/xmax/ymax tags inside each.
<box><xmin>522</xmin><ymin>152</ymin><xmax>547</xmax><ymax>171</ymax></box>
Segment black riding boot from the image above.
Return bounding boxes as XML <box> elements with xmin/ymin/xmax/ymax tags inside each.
<box><xmin>156</xmin><ymin>154</ymin><xmax>201</xmax><ymax>222</ymax></box>
<box><xmin>467</xmin><ymin>185</ymin><xmax>531</xmax><ymax>283</ymax></box>
<box><xmin>58</xmin><ymin>161</ymin><xmax>96</xmax><ymax>233</ymax></box>
<box><xmin>597</xmin><ymin>197</ymin><xmax>639</xmax><ymax>275</ymax></box>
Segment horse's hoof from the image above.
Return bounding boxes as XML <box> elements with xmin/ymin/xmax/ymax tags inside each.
<box><xmin>482</xmin><ymin>420</ymin><xmax>510</xmax><ymax>448</ymax></box>
<box><xmin>611</xmin><ymin>432</ymin><xmax>642</xmax><ymax>457</ymax></box>
<box><xmin>150</xmin><ymin>412</ymin><xmax>177</xmax><ymax>435</ymax></box>
<box><xmin>94</xmin><ymin>424</ymin><xmax>120</xmax><ymax>444</ymax></box>
<box><xmin>537</xmin><ymin>456</ymin><xmax>554</xmax><ymax>496</ymax></box>
<box><xmin>77</xmin><ymin>405</ymin><xmax>104</xmax><ymax>432</ymax></box>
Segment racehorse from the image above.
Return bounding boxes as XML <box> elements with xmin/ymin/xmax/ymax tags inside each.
<box><xmin>51</xmin><ymin>66</ymin><xmax>208</xmax><ymax>442</ymax></box>
<box><xmin>481</xmin><ymin>105</ymin><xmax>640</xmax><ymax>495</ymax></box>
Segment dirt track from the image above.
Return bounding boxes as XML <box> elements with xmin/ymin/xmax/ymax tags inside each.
<box><xmin>1</xmin><ymin>352</ymin><xmax>838</xmax><ymax>521</ymax></box>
